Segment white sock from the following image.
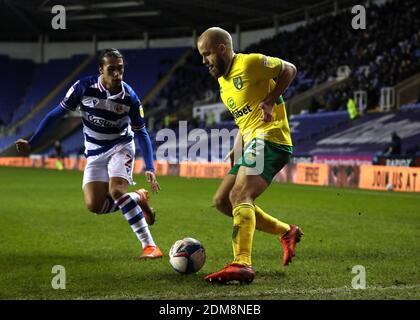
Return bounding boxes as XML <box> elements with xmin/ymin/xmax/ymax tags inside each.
<box><xmin>115</xmin><ymin>193</ymin><xmax>155</xmax><ymax>248</ymax></box>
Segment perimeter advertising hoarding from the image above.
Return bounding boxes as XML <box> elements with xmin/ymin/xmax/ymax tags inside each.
<box><xmin>329</xmin><ymin>164</ymin><xmax>360</xmax><ymax>188</ymax></box>
<box><xmin>359</xmin><ymin>165</ymin><xmax>420</xmax><ymax>192</ymax></box>
<box><xmin>179</xmin><ymin>162</ymin><xmax>230</xmax><ymax>178</ymax></box>
<box><xmin>2</xmin><ymin>158</ymin><xmax>420</xmax><ymax>192</ymax></box>
<box><xmin>293</xmin><ymin>163</ymin><xmax>329</xmax><ymax>186</ymax></box>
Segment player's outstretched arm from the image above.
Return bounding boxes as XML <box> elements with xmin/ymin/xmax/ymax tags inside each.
<box><xmin>15</xmin><ymin>105</ymin><xmax>69</xmax><ymax>154</ymax></box>
<box><xmin>260</xmin><ymin>60</ymin><xmax>297</xmax><ymax>122</ymax></box>
<box><xmin>135</xmin><ymin>127</ymin><xmax>161</xmax><ymax>193</ymax></box>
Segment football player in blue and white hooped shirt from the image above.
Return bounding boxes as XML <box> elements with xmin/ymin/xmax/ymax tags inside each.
<box><xmin>15</xmin><ymin>49</ymin><xmax>163</xmax><ymax>259</ymax></box>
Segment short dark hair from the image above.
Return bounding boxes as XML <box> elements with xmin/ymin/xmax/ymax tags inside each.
<box><xmin>99</xmin><ymin>48</ymin><xmax>124</xmax><ymax>68</ymax></box>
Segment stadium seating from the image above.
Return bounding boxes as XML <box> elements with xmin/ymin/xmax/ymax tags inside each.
<box><xmin>3</xmin><ymin>47</ymin><xmax>189</xmax><ymax>155</ymax></box>
<box><xmin>0</xmin><ymin>55</ymin><xmax>35</xmax><ymax>125</ymax></box>
<box><xmin>11</xmin><ymin>55</ymin><xmax>87</xmax><ymax>124</ymax></box>
<box><xmin>122</xmin><ymin>47</ymin><xmax>188</xmax><ymax>99</ymax></box>
<box><xmin>147</xmin><ymin>50</ymin><xmax>220</xmax><ymax>129</ymax></box>
<box><xmin>289</xmin><ymin>111</ymin><xmax>350</xmax><ymax>143</ymax></box>
<box><xmin>149</xmin><ymin>0</ymin><xmax>420</xmax><ymax>116</ymax></box>
<box><xmin>147</xmin><ymin>109</ymin><xmax>419</xmax><ymax>161</ymax></box>
<box><xmin>248</xmin><ymin>0</ymin><xmax>420</xmax><ymax>111</ymax></box>
<box><xmin>2</xmin><ymin>0</ymin><xmax>420</xmax><ymax>160</ymax></box>
<box><xmin>293</xmin><ymin>109</ymin><xmax>420</xmax><ymax>157</ymax></box>
<box><xmin>43</xmin><ymin>128</ymin><xmax>84</xmax><ymax>157</ymax></box>
<box><xmin>400</xmin><ymin>102</ymin><xmax>420</xmax><ymax>111</ymax></box>
<box><xmin>147</xmin><ymin>111</ymin><xmax>351</xmax><ymax>162</ymax></box>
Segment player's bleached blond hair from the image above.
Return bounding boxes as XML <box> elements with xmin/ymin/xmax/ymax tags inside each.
<box><xmin>198</xmin><ymin>27</ymin><xmax>233</xmax><ymax>50</ymax></box>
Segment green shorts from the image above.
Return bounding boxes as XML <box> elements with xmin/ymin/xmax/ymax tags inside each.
<box><xmin>228</xmin><ymin>138</ymin><xmax>292</xmax><ymax>184</ymax></box>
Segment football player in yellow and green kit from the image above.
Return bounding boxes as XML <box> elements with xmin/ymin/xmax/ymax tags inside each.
<box><xmin>197</xmin><ymin>27</ymin><xmax>303</xmax><ymax>284</ymax></box>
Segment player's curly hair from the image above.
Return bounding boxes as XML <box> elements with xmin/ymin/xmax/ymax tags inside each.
<box><xmin>99</xmin><ymin>48</ymin><xmax>124</xmax><ymax>67</ymax></box>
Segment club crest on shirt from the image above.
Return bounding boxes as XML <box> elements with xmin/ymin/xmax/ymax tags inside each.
<box><xmin>233</xmin><ymin>77</ymin><xmax>243</xmax><ymax>90</ymax></box>
<box><xmin>114</xmin><ymin>104</ymin><xmax>124</xmax><ymax>113</ymax></box>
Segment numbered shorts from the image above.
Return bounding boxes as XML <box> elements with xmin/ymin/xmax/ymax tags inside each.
<box><xmin>82</xmin><ymin>141</ymin><xmax>136</xmax><ymax>188</ymax></box>
<box><xmin>228</xmin><ymin>138</ymin><xmax>292</xmax><ymax>184</ymax></box>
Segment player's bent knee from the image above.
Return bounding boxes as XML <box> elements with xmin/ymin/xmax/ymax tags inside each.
<box><xmin>109</xmin><ymin>189</ymin><xmax>125</xmax><ymax>201</ymax></box>
<box><xmin>212</xmin><ymin>195</ymin><xmax>232</xmax><ymax>217</ymax></box>
<box><xmin>85</xmin><ymin>201</ymin><xmax>103</xmax><ymax>214</ymax></box>
<box><xmin>212</xmin><ymin>195</ymin><xmax>224</xmax><ymax>210</ymax></box>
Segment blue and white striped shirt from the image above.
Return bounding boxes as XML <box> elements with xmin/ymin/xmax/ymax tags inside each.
<box><xmin>61</xmin><ymin>75</ymin><xmax>145</xmax><ymax>157</ymax></box>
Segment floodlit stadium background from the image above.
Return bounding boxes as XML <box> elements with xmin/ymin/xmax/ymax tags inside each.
<box><xmin>0</xmin><ymin>0</ymin><xmax>419</xmax><ymax>300</ymax></box>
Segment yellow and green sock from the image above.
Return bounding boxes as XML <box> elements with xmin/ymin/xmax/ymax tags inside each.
<box><xmin>254</xmin><ymin>205</ymin><xmax>290</xmax><ymax>237</ymax></box>
<box><xmin>232</xmin><ymin>203</ymin><xmax>256</xmax><ymax>266</ymax></box>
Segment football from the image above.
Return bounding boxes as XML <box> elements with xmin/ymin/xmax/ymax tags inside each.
<box><xmin>169</xmin><ymin>237</ymin><xmax>206</xmax><ymax>274</ymax></box>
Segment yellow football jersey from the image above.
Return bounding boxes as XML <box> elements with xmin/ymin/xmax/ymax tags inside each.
<box><xmin>218</xmin><ymin>53</ymin><xmax>293</xmax><ymax>146</ymax></box>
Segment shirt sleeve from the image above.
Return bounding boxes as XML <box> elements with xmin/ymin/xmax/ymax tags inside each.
<box><xmin>60</xmin><ymin>80</ymin><xmax>84</xmax><ymax>111</ymax></box>
<box><xmin>129</xmin><ymin>94</ymin><xmax>146</xmax><ymax>131</ymax></box>
<box><xmin>246</xmin><ymin>53</ymin><xmax>283</xmax><ymax>81</ymax></box>
<box><xmin>135</xmin><ymin>127</ymin><xmax>155</xmax><ymax>172</ymax></box>
<box><xmin>129</xmin><ymin>93</ymin><xmax>153</xmax><ymax>172</ymax></box>
<box><xmin>28</xmin><ymin>105</ymin><xmax>69</xmax><ymax>147</ymax></box>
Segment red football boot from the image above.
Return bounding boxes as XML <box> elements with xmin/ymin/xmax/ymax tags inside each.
<box><xmin>280</xmin><ymin>224</ymin><xmax>304</xmax><ymax>267</ymax></box>
<box><xmin>204</xmin><ymin>263</ymin><xmax>255</xmax><ymax>284</ymax></box>
<box><xmin>138</xmin><ymin>245</ymin><xmax>163</xmax><ymax>260</ymax></box>
<box><xmin>134</xmin><ymin>189</ymin><xmax>156</xmax><ymax>225</ymax></box>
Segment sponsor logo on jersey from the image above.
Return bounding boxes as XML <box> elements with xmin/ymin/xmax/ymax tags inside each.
<box><xmin>87</xmin><ymin>114</ymin><xmax>119</xmax><ymax>127</ymax></box>
<box><xmin>227</xmin><ymin>97</ymin><xmax>236</xmax><ymax>110</ymax></box>
<box><xmin>230</xmin><ymin>105</ymin><xmax>252</xmax><ymax>119</ymax></box>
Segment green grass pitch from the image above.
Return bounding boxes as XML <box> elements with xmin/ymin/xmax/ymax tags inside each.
<box><xmin>0</xmin><ymin>167</ymin><xmax>419</xmax><ymax>300</ymax></box>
